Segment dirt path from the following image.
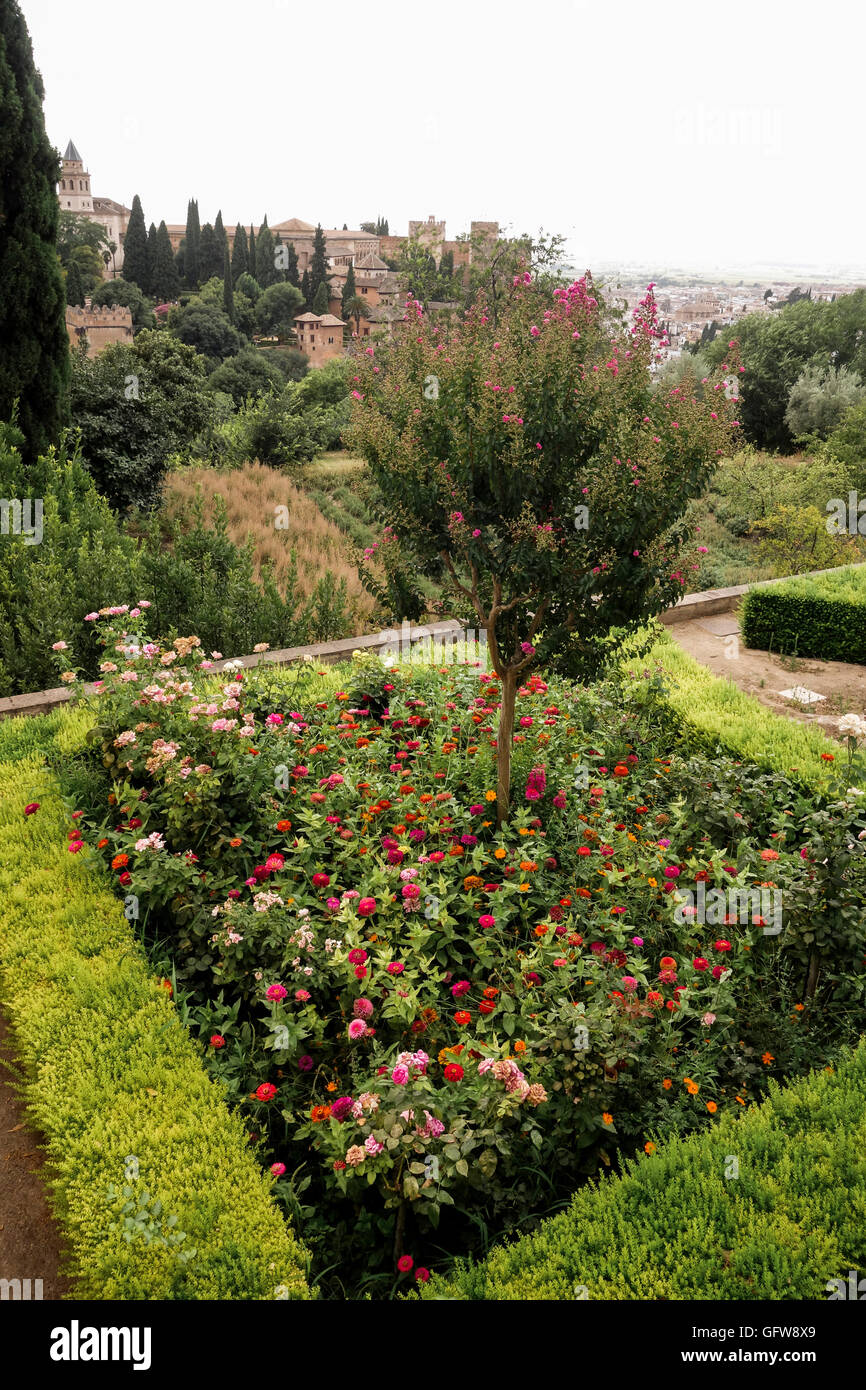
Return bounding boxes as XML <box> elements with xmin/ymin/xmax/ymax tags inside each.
<box><xmin>0</xmin><ymin>1010</ymin><xmax>70</xmax><ymax>1300</ymax></box>
<box><xmin>667</xmin><ymin>609</ymin><xmax>866</xmax><ymax>733</ymax></box>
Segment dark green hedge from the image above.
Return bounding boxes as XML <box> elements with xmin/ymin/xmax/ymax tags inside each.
<box><xmin>740</xmin><ymin>566</ymin><xmax>866</xmax><ymax>663</ymax></box>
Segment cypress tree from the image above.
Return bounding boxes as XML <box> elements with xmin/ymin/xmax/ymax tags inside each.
<box><xmin>184</xmin><ymin>198</ymin><xmax>200</xmax><ymax>288</ymax></box>
<box><xmin>312</xmin><ymin>279</ymin><xmax>329</xmax><ymax>315</ymax></box>
<box><xmin>301</xmin><ymin>268</ymin><xmax>311</xmax><ymax>309</ymax></box>
<box><xmin>341</xmin><ymin>262</ymin><xmax>356</xmax><ymax>314</ymax></box>
<box><xmin>213</xmin><ymin>209</ymin><xmax>227</xmax><ymax>267</ymax></box>
<box><xmin>199</xmin><ymin>222</ymin><xmax>217</xmax><ymax>283</ymax></box>
<box><xmin>123</xmin><ymin>194</ymin><xmax>149</xmax><ymax>291</ymax></box>
<box><xmin>0</xmin><ymin>2</ymin><xmax>70</xmax><ymax>458</ymax></box>
<box><xmin>65</xmin><ymin>258</ymin><xmax>85</xmax><ymax>307</ymax></box>
<box><xmin>256</xmin><ymin>215</ymin><xmax>276</xmax><ymax>288</ymax></box>
<box><xmin>146</xmin><ymin>221</ymin><xmax>158</xmax><ymax>293</ymax></box>
<box><xmin>231</xmin><ymin>224</ymin><xmax>248</xmax><ymax>284</ymax></box>
<box><xmin>248</xmin><ymin>224</ymin><xmax>256</xmax><ymax>279</ymax></box>
<box><xmin>222</xmin><ymin>243</ymin><xmax>234</xmax><ymax>323</ymax></box>
<box><xmin>273</xmin><ymin>232</ymin><xmax>286</xmax><ymax>281</ymax></box>
<box><xmin>286</xmin><ymin>242</ymin><xmax>299</xmax><ymax>287</ymax></box>
<box><xmin>152</xmin><ymin>221</ymin><xmax>180</xmax><ymax>301</ymax></box>
<box><xmin>310</xmin><ymin>223</ymin><xmax>328</xmax><ymax>300</ymax></box>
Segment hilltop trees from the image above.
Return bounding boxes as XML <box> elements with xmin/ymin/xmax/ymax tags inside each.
<box><xmin>0</xmin><ymin>0</ymin><xmax>70</xmax><ymax>459</ymax></box>
<box><xmin>704</xmin><ymin>290</ymin><xmax>866</xmax><ymax>451</ymax></box>
<box><xmin>349</xmin><ymin>279</ymin><xmax>737</xmax><ymax>823</ymax></box>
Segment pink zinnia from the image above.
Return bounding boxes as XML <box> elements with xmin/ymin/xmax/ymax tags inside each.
<box><xmin>348</xmin><ymin>1019</ymin><xmax>367</xmax><ymax>1040</ymax></box>
<box><xmin>266</xmin><ymin>983</ymin><xmax>287</xmax><ymax>1002</ymax></box>
<box><xmin>358</xmin><ymin>896</ymin><xmax>377</xmax><ymax>916</ymax></box>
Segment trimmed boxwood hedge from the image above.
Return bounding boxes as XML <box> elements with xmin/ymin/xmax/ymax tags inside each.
<box><xmin>629</xmin><ymin>629</ymin><xmax>852</xmax><ymax>794</ymax></box>
<box><xmin>740</xmin><ymin>564</ymin><xmax>866</xmax><ymax>664</ymax></box>
<box><xmin>417</xmin><ymin>1043</ymin><xmax>866</xmax><ymax>1300</ymax></box>
<box><xmin>0</xmin><ymin>747</ymin><xmax>311</xmax><ymax>1300</ymax></box>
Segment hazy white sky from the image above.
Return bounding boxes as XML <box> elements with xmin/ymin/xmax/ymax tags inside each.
<box><xmin>23</xmin><ymin>0</ymin><xmax>866</xmax><ymax>274</ymax></box>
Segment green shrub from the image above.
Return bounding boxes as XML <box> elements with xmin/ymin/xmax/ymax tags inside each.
<box><xmin>630</xmin><ymin>628</ymin><xmax>853</xmax><ymax>793</ymax></box>
<box><xmin>740</xmin><ymin>564</ymin><xmax>866</xmax><ymax>663</ymax></box>
<box><xmin>0</xmin><ymin>746</ymin><xmax>311</xmax><ymax>1300</ymax></box>
<box><xmin>417</xmin><ymin>1043</ymin><xmax>866</xmax><ymax>1300</ymax></box>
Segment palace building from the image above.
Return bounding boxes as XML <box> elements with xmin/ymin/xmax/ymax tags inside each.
<box><xmin>58</xmin><ymin>141</ymin><xmax>131</xmax><ymax>277</ymax></box>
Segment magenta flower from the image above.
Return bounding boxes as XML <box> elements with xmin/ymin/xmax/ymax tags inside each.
<box><xmin>348</xmin><ymin>1019</ymin><xmax>367</xmax><ymax>1040</ymax></box>
<box><xmin>266</xmin><ymin>983</ymin><xmax>287</xmax><ymax>1002</ymax></box>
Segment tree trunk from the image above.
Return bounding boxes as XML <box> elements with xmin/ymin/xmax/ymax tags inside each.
<box><xmin>805</xmin><ymin>949</ymin><xmax>820</xmax><ymax>1002</ymax></box>
<box><xmin>496</xmin><ymin>668</ymin><xmax>517</xmax><ymax>828</ymax></box>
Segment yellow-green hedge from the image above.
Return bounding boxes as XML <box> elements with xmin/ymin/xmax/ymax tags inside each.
<box><xmin>417</xmin><ymin>1044</ymin><xmax>866</xmax><ymax>1300</ymax></box>
<box><xmin>633</xmin><ymin>629</ymin><xmax>850</xmax><ymax>793</ymax></box>
<box><xmin>0</xmin><ymin>748</ymin><xmax>311</xmax><ymax>1300</ymax></box>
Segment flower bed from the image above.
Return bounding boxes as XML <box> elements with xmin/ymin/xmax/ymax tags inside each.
<box><xmin>740</xmin><ymin>564</ymin><xmax>866</xmax><ymax>664</ymax></box>
<box><xmin>415</xmin><ymin>1041</ymin><xmax>866</xmax><ymax>1300</ymax></box>
<box><xmin>0</xmin><ymin>736</ymin><xmax>311</xmax><ymax>1300</ymax></box>
<box><xmin>40</xmin><ymin>607</ymin><xmax>866</xmax><ymax>1295</ymax></box>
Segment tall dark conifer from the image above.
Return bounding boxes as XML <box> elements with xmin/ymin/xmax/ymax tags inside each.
<box><xmin>184</xmin><ymin>198</ymin><xmax>201</xmax><ymax>287</ymax></box>
<box><xmin>65</xmin><ymin>258</ymin><xmax>85</xmax><ymax>307</ymax></box>
<box><xmin>123</xmin><ymin>194</ymin><xmax>149</xmax><ymax>291</ymax></box>
<box><xmin>248</xmin><ymin>223</ymin><xmax>256</xmax><ymax>280</ymax></box>
<box><xmin>341</xmin><ymin>261</ymin><xmax>356</xmax><ymax>313</ymax></box>
<box><xmin>0</xmin><ymin>3</ymin><xmax>70</xmax><ymax>458</ymax></box>
<box><xmin>199</xmin><ymin>222</ymin><xmax>217</xmax><ymax>282</ymax></box>
<box><xmin>152</xmin><ymin>221</ymin><xmax>180</xmax><ymax>301</ymax></box>
<box><xmin>231</xmin><ymin>224</ymin><xmax>248</xmax><ymax>284</ymax></box>
<box><xmin>146</xmin><ymin>221</ymin><xmax>158</xmax><ymax>294</ymax></box>
<box><xmin>286</xmin><ymin>241</ymin><xmax>300</xmax><ymax>287</ymax></box>
<box><xmin>256</xmin><ymin>215</ymin><xmax>275</xmax><ymax>288</ymax></box>
<box><xmin>222</xmin><ymin>244</ymin><xmax>234</xmax><ymax>323</ymax></box>
<box><xmin>213</xmin><ymin>209</ymin><xmax>227</xmax><ymax>267</ymax></box>
<box><xmin>310</xmin><ymin>223</ymin><xmax>328</xmax><ymax>300</ymax></box>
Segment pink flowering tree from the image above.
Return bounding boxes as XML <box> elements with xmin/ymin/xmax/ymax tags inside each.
<box><xmin>348</xmin><ymin>276</ymin><xmax>738</xmax><ymax>824</ymax></box>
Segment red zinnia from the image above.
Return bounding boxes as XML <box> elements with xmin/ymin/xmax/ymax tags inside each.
<box><xmin>255</xmin><ymin>1082</ymin><xmax>278</xmax><ymax>1102</ymax></box>
<box><xmin>443</xmin><ymin>1063</ymin><xmax>464</xmax><ymax>1082</ymax></box>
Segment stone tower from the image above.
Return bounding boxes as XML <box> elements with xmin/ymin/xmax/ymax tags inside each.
<box><xmin>58</xmin><ymin>140</ymin><xmax>93</xmax><ymax>214</ymax></box>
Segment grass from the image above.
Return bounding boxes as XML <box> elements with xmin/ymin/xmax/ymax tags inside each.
<box><xmin>161</xmin><ymin>461</ymin><xmax>376</xmax><ymax>624</ymax></box>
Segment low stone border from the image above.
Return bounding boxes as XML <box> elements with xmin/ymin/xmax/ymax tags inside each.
<box><xmin>4</xmin><ymin>562</ymin><xmax>864</xmax><ymax>720</ymax></box>
<box><xmin>659</xmin><ymin>561</ymin><xmax>866</xmax><ymax>625</ymax></box>
<box><xmin>0</xmin><ymin>619</ymin><xmax>467</xmax><ymax>721</ymax></box>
